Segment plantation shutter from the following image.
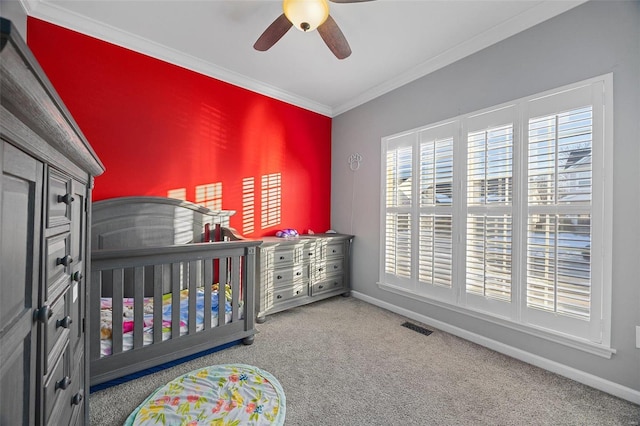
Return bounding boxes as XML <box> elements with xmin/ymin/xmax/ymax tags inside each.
<box><xmin>416</xmin><ymin>122</ymin><xmax>456</xmax><ymax>301</ymax></box>
<box><xmin>464</xmin><ymin>107</ymin><xmax>515</xmax><ymax>314</ymax></box>
<box><xmin>523</xmin><ymin>81</ymin><xmax>604</xmax><ymax>342</ymax></box>
<box><xmin>383</xmin><ymin>135</ymin><xmax>414</xmax><ymax>284</ymax></box>
<box><xmin>526</xmin><ymin>107</ymin><xmax>593</xmax><ymax>314</ymax></box>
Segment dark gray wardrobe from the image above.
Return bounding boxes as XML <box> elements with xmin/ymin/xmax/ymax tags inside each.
<box><xmin>0</xmin><ymin>18</ymin><xmax>104</xmax><ymax>425</ymax></box>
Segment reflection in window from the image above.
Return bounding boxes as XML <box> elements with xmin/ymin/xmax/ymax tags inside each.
<box><xmin>196</xmin><ymin>183</ymin><xmax>222</xmax><ymax>210</ymax></box>
<box><xmin>242</xmin><ymin>177</ymin><xmax>255</xmax><ymax>235</ymax></box>
<box><xmin>261</xmin><ymin>173</ymin><xmax>281</xmax><ymax>229</ymax></box>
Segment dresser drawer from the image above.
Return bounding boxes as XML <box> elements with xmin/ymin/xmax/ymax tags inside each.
<box><xmin>325</xmin><ymin>242</ymin><xmax>345</xmax><ymax>258</ymax></box>
<box><xmin>313</xmin><ymin>258</ymin><xmax>343</xmax><ymax>279</ymax></box>
<box><xmin>269</xmin><ymin>283</ymin><xmax>307</xmax><ymax>305</ymax></box>
<box><xmin>311</xmin><ymin>276</ymin><xmax>345</xmax><ymax>296</ymax></box>
<box><xmin>272</xmin><ymin>264</ymin><xmax>306</xmax><ymax>287</ymax></box>
<box><xmin>45</xmin><ymin>292</ymin><xmax>71</xmax><ymax>358</ymax></box>
<box><xmin>43</xmin><ymin>344</ymin><xmax>71</xmax><ymax>425</ymax></box>
<box><xmin>47</xmin><ymin>168</ymin><xmax>73</xmax><ymax>227</ymax></box>
<box><xmin>46</xmin><ymin>232</ymin><xmax>72</xmax><ymax>297</ymax></box>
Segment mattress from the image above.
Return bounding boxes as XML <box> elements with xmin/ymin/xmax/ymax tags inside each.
<box><xmin>100</xmin><ymin>284</ymin><xmax>240</xmax><ymax>357</ymax></box>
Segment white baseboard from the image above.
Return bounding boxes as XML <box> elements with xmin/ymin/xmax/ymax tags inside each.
<box><xmin>351</xmin><ymin>290</ymin><xmax>640</xmax><ymax>405</ymax></box>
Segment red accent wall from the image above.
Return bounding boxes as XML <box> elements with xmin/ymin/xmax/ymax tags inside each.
<box><xmin>27</xmin><ymin>17</ymin><xmax>332</xmax><ymax>237</ymax></box>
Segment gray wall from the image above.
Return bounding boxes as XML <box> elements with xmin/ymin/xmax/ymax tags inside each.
<box><xmin>332</xmin><ymin>0</ymin><xmax>640</xmax><ymax>394</ymax></box>
<box><xmin>0</xmin><ymin>0</ymin><xmax>27</xmax><ymax>38</ymax></box>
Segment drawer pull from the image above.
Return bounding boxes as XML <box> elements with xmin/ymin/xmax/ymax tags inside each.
<box><xmin>35</xmin><ymin>305</ymin><xmax>53</xmax><ymax>323</ymax></box>
<box><xmin>333</xmin><ymin>265</ymin><xmax>339</xmax><ymax>269</ymax></box>
<box><xmin>55</xmin><ymin>376</ymin><xmax>71</xmax><ymax>391</ymax></box>
<box><xmin>295</xmin><ymin>290</ymin><xmax>300</xmax><ymax>295</ymax></box>
<box><xmin>279</xmin><ymin>256</ymin><xmax>285</xmax><ymax>260</ymax></box>
<box><xmin>332</xmin><ymin>249</ymin><xmax>337</xmax><ymax>253</ymax></box>
<box><xmin>72</xmin><ymin>271</ymin><xmax>83</xmax><ymax>282</ymax></box>
<box><xmin>72</xmin><ymin>391</ymin><xmax>84</xmax><ymax>406</ymax></box>
<box><xmin>57</xmin><ymin>194</ymin><xmax>75</xmax><ymax>205</ymax></box>
<box><xmin>57</xmin><ymin>255</ymin><xmax>73</xmax><ymax>267</ymax></box>
<box><xmin>318</xmin><ymin>267</ymin><xmax>323</xmax><ymax>272</ymax></box>
<box><xmin>56</xmin><ymin>316</ymin><xmax>72</xmax><ymax>329</ymax></box>
<box><xmin>308</xmin><ymin>252</ymin><xmax>313</xmax><ymax>256</ymax></box>
<box><xmin>277</xmin><ymin>275</ymin><xmax>282</xmax><ymax>280</ymax></box>
<box><xmin>276</xmin><ymin>295</ymin><xmax>283</xmax><ymax>299</ymax></box>
<box><xmin>318</xmin><ymin>285</ymin><xmax>324</xmax><ymax>290</ymax></box>
<box><xmin>296</xmin><ymin>271</ymin><xmax>301</xmax><ymax>276</ymax></box>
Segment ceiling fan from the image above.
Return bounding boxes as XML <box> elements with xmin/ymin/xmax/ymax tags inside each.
<box><xmin>254</xmin><ymin>0</ymin><xmax>374</xmax><ymax>60</ymax></box>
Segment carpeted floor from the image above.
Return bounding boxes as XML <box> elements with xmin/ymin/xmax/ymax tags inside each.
<box><xmin>90</xmin><ymin>296</ymin><xmax>640</xmax><ymax>425</ymax></box>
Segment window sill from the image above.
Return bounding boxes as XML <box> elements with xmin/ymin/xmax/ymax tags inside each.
<box><xmin>377</xmin><ymin>281</ymin><xmax>615</xmax><ymax>359</ymax></box>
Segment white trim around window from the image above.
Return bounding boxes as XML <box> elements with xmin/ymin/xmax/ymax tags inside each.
<box><xmin>379</xmin><ymin>74</ymin><xmax>614</xmax><ymax>357</ymax></box>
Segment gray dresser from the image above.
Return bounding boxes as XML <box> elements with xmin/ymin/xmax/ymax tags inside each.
<box><xmin>0</xmin><ymin>18</ymin><xmax>104</xmax><ymax>425</ymax></box>
<box><xmin>256</xmin><ymin>233</ymin><xmax>353</xmax><ymax>321</ymax></box>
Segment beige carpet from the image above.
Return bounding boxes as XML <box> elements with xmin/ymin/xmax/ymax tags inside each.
<box><xmin>90</xmin><ymin>296</ymin><xmax>640</xmax><ymax>425</ymax></box>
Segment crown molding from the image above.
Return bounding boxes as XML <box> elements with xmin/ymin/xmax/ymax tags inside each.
<box><xmin>24</xmin><ymin>0</ymin><xmax>333</xmax><ymax>117</ymax></box>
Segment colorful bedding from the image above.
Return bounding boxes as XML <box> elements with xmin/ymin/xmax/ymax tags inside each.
<box><xmin>100</xmin><ymin>284</ymin><xmax>240</xmax><ymax>357</ymax></box>
<box><xmin>124</xmin><ymin>364</ymin><xmax>285</xmax><ymax>426</ymax></box>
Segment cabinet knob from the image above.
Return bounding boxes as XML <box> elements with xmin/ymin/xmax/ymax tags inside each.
<box><xmin>56</xmin><ymin>316</ymin><xmax>72</xmax><ymax>329</ymax></box>
<box><xmin>332</xmin><ymin>249</ymin><xmax>337</xmax><ymax>253</ymax></box>
<box><xmin>318</xmin><ymin>267</ymin><xmax>323</xmax><ymax>272</ymax></box>
<box><xmin>295</xmin><ymin>290</ymin><xmax>300</xmax><ymax>295</ymax></box>
<box><xmin>308</xmin><ymin>252</ymin><xmax>313</xmax><ymax>256</ymax></box>
<box><xmin>276</xmin><ymin>295</ymin><xmax>282</xmax><ymax>299</ymax></box>
<box><xmin>57</xmin><ymin>194</ymin><xmax>74</xmax><ymax>205</ymax></box>
<box><xmin>279</xmin><ymin>256</ymin><xmax>285</xmax><ymax>260</ymax></box>
<box><xmin>35</xmin><ymin>305</ymin><xmax>53</xmax><ymax>323</ymax></box>
<box><xmin>296</xmin><ymin>271</ymin><xmax>301</xmax><ymax>276</ymax></box>
<box><xmin>55</xmin><ymin>376</ymin><xmax>71</xmax><ymax>391</ymax></box>
<box><xmin>277</xmin><ymin>275</ymin><xmax>282</xmax><ymax>280</ymax></box>
<box><xmin>73</xmin><ymin>271</ymin><xmax>83</xmax><ymax>282</ymax></box>
<box><xmin>333</xmin><ymin>265</ymin><xmax>339</xmax><ymax>269</ymax></box>
<box><xmin>72</xmin><ymin>391</ymin><xmax>84</xmax><ymax>405</ymax></box>
<box><xmin>57</xmin><ymin>255</ymin><xmax>73</xmax><ymax>267</ymax></box>
<box><xmin>318</xmin><ymin>285</ymin><xmax>324</xmax><ymax>289</ymax></box>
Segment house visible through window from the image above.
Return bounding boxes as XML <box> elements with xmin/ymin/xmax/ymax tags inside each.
<box><xmin>380</xmin><ymin>75</ymin><xmax>612</xmax><ymax>353</ymax></box>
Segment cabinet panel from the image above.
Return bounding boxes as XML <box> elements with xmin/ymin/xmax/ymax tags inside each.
<box><xmin>0</xmin><ymin>141</ymin><xmax>42</xmax><ymax>426</ymax></box>
<box><xmin>47</xmin><ymin>168</ymin><xmax>73</xmax><ymax>228</ymax></box>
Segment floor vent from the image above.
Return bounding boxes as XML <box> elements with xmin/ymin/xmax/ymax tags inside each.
<box><xmin>401</xmin><ymin>322</ymin><xmax>433</xmax><ymax>336</ymax></box>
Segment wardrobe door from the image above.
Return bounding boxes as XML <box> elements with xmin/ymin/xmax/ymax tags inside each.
<box><xmin>0</xmin><ymin>141</ymin><xmax>43</xmax><ymax>426</ymax></box>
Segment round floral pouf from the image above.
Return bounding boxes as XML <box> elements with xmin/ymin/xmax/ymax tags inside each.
<box><xmin>124</xmin><ymin>364</ymin><xmax>286</xmax><ymax>425</ymax></box>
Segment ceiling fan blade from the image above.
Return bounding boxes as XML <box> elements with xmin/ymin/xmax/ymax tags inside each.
<box><xmin>329</xmin><ymin>0</ymin><xmax>375</xmax><ymax>3</ymax></box>
<box><xmin>317</xmin><ymin>15</ymin><xmax>351</xmax><ymax>59</ymax></box>
<box><xmin>254</xmin><ymin>14</ymin><xmax>293</xmax><ymax>51</ymax></box>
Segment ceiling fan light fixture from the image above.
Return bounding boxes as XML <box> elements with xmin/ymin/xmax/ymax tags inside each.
<box><xmin>283</xmin><ymin>0</ymin><xmax>329</xmax><ymax>32</ymax></box>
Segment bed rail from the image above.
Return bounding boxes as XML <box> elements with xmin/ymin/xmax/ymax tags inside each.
<box><xmin>89</xmin><ymin>239</ymin><xmax>260</xmax><ymax>386</ymax></box>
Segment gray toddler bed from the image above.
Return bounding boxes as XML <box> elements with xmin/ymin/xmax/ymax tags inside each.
<box><xmin>89</xmin><ymin>196</ymin><xmax>259</xmax><ymax>386</ymax></box>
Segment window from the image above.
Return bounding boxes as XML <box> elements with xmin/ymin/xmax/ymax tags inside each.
<box><xmin>380</xmin><ymin>75</ymin><xmax>612</xmax><ymax>353</ymax></box>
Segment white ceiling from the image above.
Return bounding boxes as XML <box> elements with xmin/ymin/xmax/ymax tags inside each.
<box><xmin>22</xmin><ymin>0</ymin><xmax>586</xmax><ymax>117</ymax></box>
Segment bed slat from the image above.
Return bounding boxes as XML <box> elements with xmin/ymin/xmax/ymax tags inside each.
<box><xmin>112</xmin><ymin>269</ymin><xmax>124</xmax><ymax>355</ymax></box>
<box><xmin>171</xmin><ymin>263</ymin><xmax>180</xmax><ymax>340</ymax></box>
<box><xmin>153</xmin><ymin>265</ymin><xmax>163</xmax><ymax>344</ymax></box>
<box><xmin>133</xmin><ymin>267</ymin><xmax>144</xmax><ymax>349</ymax></box>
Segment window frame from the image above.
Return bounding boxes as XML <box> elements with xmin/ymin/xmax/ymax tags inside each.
<box><xmin>379</xmin><ymin>74</ymin><xmax>613</xmax><ymax>357</ymax></box>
